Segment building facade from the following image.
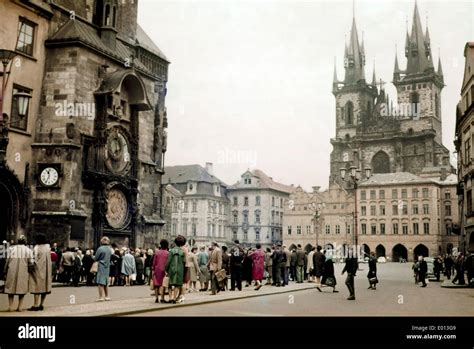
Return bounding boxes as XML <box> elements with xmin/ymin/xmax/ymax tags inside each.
<box><xmin>0</xmin><ymin>0</ymin><xmax>170</xmax><ymax>250</ymax></box>
<box><xmin>357</xmin><ymin>172</ymin><xmax>460</xmax><ymax>262</ymax></box>
<box><xmin>228</xmin><ymin>169</ymin><xmax>294</xmax><ymax>248</ymax></box>
<box><xmin>163</xmin><ymin>163</ymin><xmax>230</xmax><ymax>247</ymax></box>
<box><xmin>454</xmin><ymin>42</ymin><xmax>474</xmax><ymax>253</ymax></box>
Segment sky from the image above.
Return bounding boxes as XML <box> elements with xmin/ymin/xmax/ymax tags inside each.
<box><xmin>138</xmin><ymin>0</ymin><xmax>473</xmax><ymax>191</ymax></box>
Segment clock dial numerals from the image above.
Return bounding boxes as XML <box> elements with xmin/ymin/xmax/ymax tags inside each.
<box><xmin>106</xmin><ymin>189</ymin><xmax>129</xmax><ymax>229</ymax></box>
<box><xmin>40</xmin><ymin>167</ymin><xmax>59</xmax><ymax>186</ymax></box>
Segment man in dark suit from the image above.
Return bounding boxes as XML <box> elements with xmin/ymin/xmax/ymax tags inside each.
<box><xmin>230</xmin><ymin>240</ymin><xmax>244</xmax><ymax>291</ymax></box>
<box><xmin>313</xmin><ymin>245</ymin><xmax>325</xmax><ymax>290</ymax></box>
<box><xmin>418</xmin><ymin>256</ymin><xmax>428</xmax><ymax>287</ymax></box>
<box><xmin>342</xmin><ymin>252</ymin><xmax>358</xmax><ymax>300</ymax></box>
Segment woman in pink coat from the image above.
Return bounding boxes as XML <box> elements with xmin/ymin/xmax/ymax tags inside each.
<box><xmin>152</xmin><ymin>239</ymin><xmax>169</xmax><ymax>303</ymax></box>
<box><xmin>250</xmin><ymin>243</ymin><xmax>265</xmax><ymax>291</ymax></box>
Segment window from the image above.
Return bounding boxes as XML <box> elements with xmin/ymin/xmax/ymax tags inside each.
<box><xmin>402</xmin><ymin>203</ymin><xmax>408</xmax><ymax>215</ymax></box>
<box><xmin>272</xmin><ymin>197</ymin><xmax>275</xmax><ymax>207</ymax></box>
<box><xmin>10</xmin><ymin>85</ymin><xmax>31</xmax><ymax>130</ymax></box>
<box><xmin>172</xmin><ymin>223</ymin><xmax>177</xmax><ymax>235</ymax></box>
<box><xmin>392</xmin><ymin>205</ymin><xmax>398</xmax><ymax>215</ymax></box>
<box><xmin>412</xmin><ymin>189</ymin><xmax>419</xmax><ymax>198</ymax></box>
<box><xmin>346</xmin><ymin>224</ymin><xmax>351</xmax><ymax>234</ymax></box>
<box><xmin>410</xmin><ymin>92</ymin><xmax>419</xmax><ymax>115</ymax></box>
<box><xmin>361</xmin><ymin>224</ymin><xmax>367</xmax><ymax>235</ymax></box>
<box><xmin>192</xmin><ymin>200</ymin><xmax>197</xmax><ymax>212</ymax></box>
<box><xmin>446</xmin><ymin>224</ymin><xmax>453</xmax><ymax>236</ymax></box>
<box><xmin>371</xmin><ymin>224</ymin><xmax>376</xmax><ymax>235</ymax></box>
<box><xmin>445</xmin><ymin>204</ymin><xmax>451</xmax><ymax>216</ymax></box>
<box><xmin>370</xmin><ymin>206</ymin><xmax>376</xmax><ymax>216</ymax></box>
<box><xmin>361</xmin><ymin>191</ymin><xmax>367</xmax><ymax>200</ymax></box>
<box><xmin>393</xmin><ymin>223</ymin><xmax>399</xmax><ymax>235</ymax></box>
<box><xmin>184</xmin><ymin>201</ymin><xmax>188</xmax><ymax>212</ymax></box>
<box><xmin>325</xmin><ymin>225</ymin><xmax>331</xmax><ymax>234</ymax></box>
<box><xmin>244</xmin><ymin>197</ymin><xmax>249</xmax><ymax>206</ymax></box>
<box><xmin>243</xmin><ymin>212</ymin><xmax>248</xmax><ymax>224</ymax></box>
<box><xmin>192</xmin><ymin>223</ymin><xmax>197</xmax><ymax>236</ymax></box>
<box><xmin>16</xmin><ymin>18</ymin><xmax>35</xmax><ymax>56</ymax></box>
<box><xmin>380</xmin><ymin>223</ymin><xmax>385</xmax><ymax>235</ymax></box>
<box><xmin>345</xmin><ymin>101</ymin><xmax>354</xmax><ymax>125</ymax></box>
<box><xmin>422</xmin><ymin>188</ymin><xmax>429</xmax><ymax>198</ymax></box>
<box><xmin>271</xmin><ymin>211</ymin><xmax>275</xmax><ymax>224</ymax></box>
<box><xmin>182</xmin><ymin>222</ymin><xmax>187</xmax><ymax>235</ymax></box>
<box><xmin>445</xmin><ymin>191</ymin><xmax>451</xmax><ymax>200</ymax></box>
<box><xmin>380</xmin><ymin>205</ymin><xmax>385</xmax><ymax>215</ymax></box>
<box><xmin>173</xmin><ymin>202</ymin><xmax>178</xmax><ymax>212</ymax></box>
<box><xmin>255</xmin><ymin>211</ymin><xmax>261</xmax><ymax>224</ymax></box>
<box><xmin>412</xmin><ymin>204</ymin><xmax>419</xmax><ymax>215</ymax></box>
<box><xmin>379</xmin><ymin>190</ymin><xmax>385</xmax><ymax>199</ymax></box>
<box><xmin>423</xmin><ymin>222</ymin><xmax>430</xmax><ymax>235</ymax></box>
<box><xmin>306</xmin><ymin>226</ymin><xmax>311</xmax><ymax>234</ymax></box>
<box><xmin>287</xmin><ymin>226</ymin><xmax>292</xmax><ymax>235</ymax></box>
<box><xmin>233</xmin><ymin>212</ymin><xmax>238</xmax><ymax>224</ymax></box>
<box><xmin>297</xmin><ymin>226</ymin><xmax>302</xmax><ymax>235</ymax></box>
<box><xmin>413</xmin><ymin>222</ymin><xmax>419</xmax><ymax>235</ymax></box>
<box><xmin>256</xmin><ymin>196</ymin><xmax>261</xmax><ymax>206</ymax></box>
<box><xmin>280</xmin><ymin>198</ymin><xmax>283</xmax><ymax>208</ymax></box>
<box><xmin>467</xmin><ymin>190</ymin><xmax>473</xmax><ymax>215</ymax></box>
<box><xmin>233</xmin><ymin>197</ymin><xmax>238</xmax><ymax>206</ymax></box>
<box><xmin>336</xmin><ymin>225</ymin><xmax>340</xmax><ymax>234</ymax></box>
<box><xmin>465</xmin><ymin>139</ymin><xmax>472</xmax><ymax>164</ymax></box>
<box><xmin>423</xmin><ymin>204</ymin><xmax>429</xmax><ymax>214</ymax></box>
<box><xmin>361</xmin><ymin>206</ymin><xmax>367</xmax><ymax>216</ymax></box>
<box><xmin>370</xmin><ymin>190</ymin><xmax>376</xmax><ymax>200</ymax></box>
<box><xmin>232</xmin><ymin>230</ymin><xmax>237</xmax><ymax>240</ymax></box>
<box><xmin>392</xmin><ymin>189</ymin><xmax>398</xmax><ymax>199</ymax></box>
<box><xmin>243</xmin><ymin>230</ymin><xmax>248</xmax><ymax>241</ymax></box>
<box><xmin>401</xmin><ymin>189</ymin><xmax>407</xmax><ymax>199</ymax></box>
<box><xmin>255</xmin><ymin>230</ymin><xmax>260</xmax><ymax>241</ymax></box>
<box><xmin>402</xmin><ymin>224</ymin><xmax>408</xmax><ymax>235</ymax></box>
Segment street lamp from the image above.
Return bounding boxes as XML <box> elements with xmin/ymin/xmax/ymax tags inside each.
<box><xmin>311</xmin><ymin>201</ymin><xmax>325</xmax><ymax>248</ymax></box>
<box><xmin>340</xmin><ymin>165</ymin><xmax>372</xmax><ymax>248</ymax></box>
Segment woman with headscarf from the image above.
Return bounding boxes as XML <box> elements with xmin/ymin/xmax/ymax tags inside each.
<box><xmin>28</xmin><ymin>233</ymin><xmax>52</xmax><ymax>311</ymax></box>
<box><xmin>152</xmin><ymin>239</ymin><xmax>169</xmax><ymax>303</ymax></box>
<box><xmin>4</xmin><ymin>235</ymin><xmax>33</xmax><ymax>312</ymax></box>
<box><xmin>95</xmin><ymin>236</ymin><xmax>113</xmax><ymax>301</ymax></box>
<box><xmin>121</xmin><ymin>249</ymin><xmax>136</xmax><ymax>286</ymax></box>
<box><xmin>250</xmin><ymin>243</ymin><xmax>265</xmax><ymax>290</ymax></box>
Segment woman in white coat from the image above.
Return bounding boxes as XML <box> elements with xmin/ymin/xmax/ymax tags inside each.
<box><xmin>4</xmin><ymin>235</ymin><xmax>33</xmax><ymax>312</ymax></box>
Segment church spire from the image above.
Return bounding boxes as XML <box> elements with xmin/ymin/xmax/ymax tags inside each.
<box><xmin>371</xmin><ymin>62</ymin><xmax>376</xmax><ymax>86</ymax></box>
<box><xmin>405</xmin><ymin>0</ymin><xmax>431</xmax><ymax>74</ymax></box>
<box><xmin>437</xmin><ymin>54</ymin><xmax>443</xmax><ymax>78</ymax></box>
<box><xmin>344</xmin><ymin>14</ymin><xmax>366</xmax><ymax>84</ymax></box>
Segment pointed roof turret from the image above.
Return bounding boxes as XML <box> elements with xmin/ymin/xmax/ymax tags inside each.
<box><xmin>371</xmin><ymin>62</ymin><xmax>376</xmax><ymax>86</ymax></box>
<box><xmin>405</xmin><ymin>1</ymin><xmax>431</xmax><ymax>74</ymax></box>
<box><xmin>344</xmin><ymin>15</ymin><xmax>366</xmax><ymax>84</ymax></box>
<box><xmin>437</xmin><ymin>55</ymin><xmax>443</xmax><ymax>77</ymax></box>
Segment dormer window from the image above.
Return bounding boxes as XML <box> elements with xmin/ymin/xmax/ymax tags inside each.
<box><xmin>188</xmin><ymin>183</ymin><xmax>193</xmax><ymax>191</ymax></box>
<box><xmin>244</xmin><ymin>177</ymin><xmax>252</xmax><ymax>185</ymax></box>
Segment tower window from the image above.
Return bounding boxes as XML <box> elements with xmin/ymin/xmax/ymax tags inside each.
<box><xmin>345</xmin><ymin>101</ymin><xmax>354</xmax><ymax>125</ymax></box>
<box><xmin>410</xmin><ymin>92</ymin><xmax>419</xmax><ymax>116</ymax></box>
<box><xmin>435</xmin><ymin>93</ymin><xmax>440</xmax><ymax>118</ymax></box>
<box><xmin>104</xmin><ymin>4</ymin><xmax>111</xmax><ymax>26</ymax></box>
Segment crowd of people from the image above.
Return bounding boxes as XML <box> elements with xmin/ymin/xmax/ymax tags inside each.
<box><xmin>412</xmin><ymin>253</ymin><xmax>474</xmax><ymax>287</ymax></box>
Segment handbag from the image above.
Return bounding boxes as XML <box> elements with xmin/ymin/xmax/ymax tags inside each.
<box><xmin>325</xmin><ymin>276</ymin><xmax>336</xmax><ymax>287</ymax></box>
<box><xmin>90</xmin><ymin>261</ymin><xmax>99</xmax><ymax>274</ymax></box>
<box><xmin>369</xmin><ymin>277</ymin><xmax>378</xmax><ymax>284</ymax></box>
<box><xmin>130</xmin><ymin>273</ymin><xmax>137</xmax><ymax>281</ymax></box>
<box><xmin>215</xmin><ymin>269</ymin><xmax>227</xmax><ymax>282</ymax></box>
<box><xmin>162</xmin><ymin>276</ymin><xmax>169</xmax><ymax>288</ymax></box>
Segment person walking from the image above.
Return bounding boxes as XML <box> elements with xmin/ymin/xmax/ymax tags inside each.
<box><xmin>230</xmin><ymin>240</ymin><xmax>244</xmax><ymax>291</ymax></box>
<box><xmin>208</xmin><ymin>242</ymin><xmax>222</xmax><ymax>295</ymax></box>
<box><xmin>152</xmin><ymin>239</ymin><xmax>169</xmax><ymax>303</ymax></box>
<box><xmin>367</xmin><ymin>252</ymin><xmax>378</xmax><ymax>290</ymax></box>
<box><xmin>165</xmin><ymin>235</ymin><xmax>187</xmax><ymax>303</ymax></box>
<box><xmin>197</xmin><ymin>245</ymin><xmax>210</xmax><ymax>291</ymax></box>
<box><xmin>4</xmin><ymin>236</ymin><xmax>33</xmax><ymax>312</ymax></box>
<box><xmin>321</xmin><ymin>252</ymin><xmax>338</xmax><ymax>293</ymax></box>
<box><xmin>313</xmin><ymin>245</ymin><xmax>325</xmax><ymax>289</ymax></box>
<box><xmin>94</xmin><ymin>236</ymin><xmax>113</xmax><ymax>301</ymax></box>
<box><xmin>295</xmin><ymin>245</ymin><xmax>306</xmax><ymax>283</ymax></box>
<box><xmin>250</xmin><ymin>243</ymin><xmax>265</xmax><ymax>290</ymax></box>
<box><xmin>418</xmin><ymin>256</ymin><xmax>428</xmax><ymax>287</ymax></box>
<box><xmin>28</xmin><ymin>233</ymin><xmax>52</xmax><ymax>311</ymax></box>
<box><xmin>342</xmin><ymin>253</ymin><xmax>358</xmax><ymax>300</ymax></box>
<box><xmin>121</xmin><ymin>249</ymin><xmax>136</xmax><ymax>286</ymax></box>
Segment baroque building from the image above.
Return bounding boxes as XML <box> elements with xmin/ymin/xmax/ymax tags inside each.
<box><xmin>330</xmin><ymin>2</ymin><xmax>451</xmax><ymax>189</ymax></box>
<box><xmin>163</xmin><ymin>163</ymin><xmax>230</xmax><ymax>247</ymax></box>
<box><xmin>228</xmin><ymin>169</ymin><xmax>294</xmax><ymax>248</ymax></box>
<box><xmin>0</xmin><ymin>0</ymin><xmax>170</xmax><ymax>249</ymax></box>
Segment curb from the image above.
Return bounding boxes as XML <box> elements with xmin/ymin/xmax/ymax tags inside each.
<box><xmin>99</xmin><ymin>284</ymin><xmax>317</xmax><ymax>317</ymax></box>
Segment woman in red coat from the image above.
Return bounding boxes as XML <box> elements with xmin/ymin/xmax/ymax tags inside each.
<box><xmin>250</xmin><ymin>243</ymin><xmax>265</xmax><ymax>290</ymax></box>
<box><xmin>152</xmin><ymin>239</ymin><xmax>169</xmax><ymax>303</ymax></box>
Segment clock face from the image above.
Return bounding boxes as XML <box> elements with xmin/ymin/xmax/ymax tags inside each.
<box><xmin>105</xmin><ymin>128</ymin><xmax>131</xmax><ymax>174</ymax></box>
<box><xmin>40</xmin><ymin>167</ymin><xmax>59</xmax><ymax>186</ymax></box>
<box><xmin>106</xmin><ymin>189</ymin><xmax>129</xmax><ymax>229</ymax></box>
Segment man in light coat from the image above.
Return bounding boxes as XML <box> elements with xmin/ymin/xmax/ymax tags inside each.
<box><xmin>307</xmin><ymin>247</ymin><xmax>315</xmax><ymax>282</ymax></box>
<box><xmin>208</xmin><ymin>242</ymin><xmax>222</xmax><ymax>295</ymax></box>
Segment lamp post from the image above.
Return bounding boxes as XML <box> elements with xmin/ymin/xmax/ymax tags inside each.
<box><xmin>340</xmin><ymin>165</ymin><xmax>372</xmax><ymax>248</ymax></box>
<box><xmin>311</xmin><ymin>201</ymin><xmax>325</xmax><ymax>248</ymax></box>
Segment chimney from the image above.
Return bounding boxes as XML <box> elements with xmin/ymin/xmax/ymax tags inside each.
<box><xmin>312</xmin><ymin>186</ymin><xmax>321</xmax><ymax>193</ymax></box>
<box><xmin>205</xmin><ymin>162</ymin><xmax>213</xmax><ymax>175</ymax></box>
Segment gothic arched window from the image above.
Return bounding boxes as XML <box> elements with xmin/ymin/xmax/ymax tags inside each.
<box><xmin>371</xmin><ymin>151</ymin><xmax>390</xmax><ymax>174</ymax></box>
<box><xmin>410</xmin><ymin>92</ymin><xmax>419</xmax><ymax>117</ymax></box>
<box><xmin>435</xmin><ymin>93</ymin><xmax>440</xmax><ymax>118</ymax></box>
<box><xmin>345</xmin><ymin>101</ymin><xmax>354</xmax><ymax>125</ymax></box>
<box><xmin>93</xmin><ymin>0</ymin><xmax>104</xmax><ymax>26</ymax></box>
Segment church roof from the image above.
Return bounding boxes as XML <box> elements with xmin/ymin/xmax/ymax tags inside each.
<box><xmin>359</xmin><ymin>172</ymin><xmax>456</xmax><ymax>187</ymax></box>
<box><xmin>163</xmin><ymin>165</ymin><xmax>226</xmax><ymax>186</ymax></box>
<box><xmin>136</xmin><ymin>25</ymin><xmax>169</xmax><ymax>62</ymax></box>
<box><xmin>229</xmin><ymin>169</ymin><xmax>295</xmax><ymax>194</ymax></box>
